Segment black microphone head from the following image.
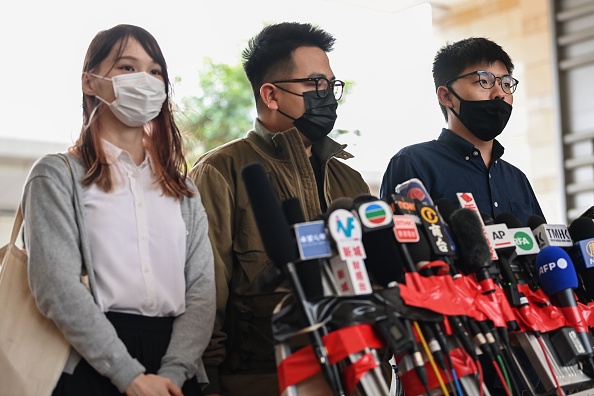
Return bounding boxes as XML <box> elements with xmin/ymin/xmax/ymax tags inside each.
<box><xmin>434</xmin><ymin>198</ymin><xmax>457</xmax><ymax>225</ymax></box>
<box><xmin>449</xmin><ymin>208</ymin><xmax>492</xmax><ymax>276</ymax></box>
<box><xmin>282</xmin><ymin>197</ymin><xmax>306</xmax><ymax>225</ymax></box>
<box><xmin>494</xmin><ymin>212</ymin><xmax>522</xmax><ymax>228</ymax></box>
<box><xmin>353</xmin><ymin>194</ymin><xmax>380</xmax><ymax>204</ymax></box>
<box><xmin>481</xmin><ymin>213</ymin><xmax>494</xmax><ymax>225</ymax></box>
<box><xmin>327</xmin><ymin>197</ymin><xmax>354</xmax><ymax>213</ymax></box>
<box><xmin>527</xmin><ymin>214</ymin><xmax>547</xmax><ymax>230</ymax></box>
<box><xmin>569</xmin><ymin>217</ymin><xmax>594</xmax><ymax>241</ymax></box>
<box><xmin>241</xmin><ymin>162</ymin><xmax>297</xmax><ymax>266</ymax></box>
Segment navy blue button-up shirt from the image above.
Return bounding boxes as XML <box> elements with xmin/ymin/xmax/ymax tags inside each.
<box><xmin>380</xmin><ymin>128</ymin><xmax>545</xmax><ymax>226</ymax></box>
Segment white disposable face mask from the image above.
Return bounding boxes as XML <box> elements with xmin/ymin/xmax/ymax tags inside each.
<box><xmin>91</xmin><ymin>72</ymin><xmax>167</xmax><ymax>127</ymax></box>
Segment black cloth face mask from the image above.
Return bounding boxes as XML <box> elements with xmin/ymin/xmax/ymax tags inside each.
<box><xmin>448</xmin><ymin>87</ymin><xmax>513</xmax><ymax>141</ymax></box>
<box><xmin>277</xmin><ymin>90</ymin><xmax>338</xmax><ymax>142</ymax></box>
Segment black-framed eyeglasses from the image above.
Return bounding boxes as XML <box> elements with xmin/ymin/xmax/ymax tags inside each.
<box><xmin>271</xmin><ymin>77</ymin><xmax>345</xmax><ymax>100</ymax></box>
<box><xmin>445</xmin><ymin>70</ymin><xmax>519</xmax><ymax>94</ymax></box>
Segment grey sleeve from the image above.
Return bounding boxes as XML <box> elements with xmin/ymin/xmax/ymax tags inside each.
<box><xmin>158</xmin><ymin>182</ymin><xmax>216</xmax><ymax>386</ymax></box>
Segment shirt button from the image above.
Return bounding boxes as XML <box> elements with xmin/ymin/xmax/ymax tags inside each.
<box><xmin>465</xmin><ymin>156</ymin><xmax>470</xmax><ymax>161</ymax></box>
<box><xmin>473</xmin><ymin>151</ymin><xmax>479</xmax><ymax>156</ymax></box>
<box><xmin>489</xmin><ymin>174</ymin><xmax>492</xmax><ymax>179</ymax></box>
<box><xmin>494</xmin><ymin>202</ymin><xmax>499</xmax><ymax>208</ymax></box>
<box><xmin>144</xmin><ymin>268</ymin><xmax>150</xmax><ymax>274</ymax></box>
<box><xmin>137</xmin><ymin>202</ymin><xmax>144</xmax><ymax>208</ymax></box>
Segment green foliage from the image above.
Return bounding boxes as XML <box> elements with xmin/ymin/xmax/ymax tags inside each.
<box><xmin>175</xmin><ymin>58</ymin><xmax>360</xmax><ymax>162</ymax></box>
<box><xmin>175</xmin><ymin>58</ymin><xmax>254</xmax><ymax>161</ymax></box>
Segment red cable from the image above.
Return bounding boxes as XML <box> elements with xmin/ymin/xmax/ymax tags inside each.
<box><xmin>477</xmin><ymin>359</ymin><xmax>484</xmax><ymax>396</ymax></box>
<box><xmin>491</xmin><ymin>360</ymin><xmax>512</xmax><ymax>396</ymax></box>
<box><xmin>537</xmin><ymin>335</ymin><xmax>564</xmax><ymax>396</ymax></box>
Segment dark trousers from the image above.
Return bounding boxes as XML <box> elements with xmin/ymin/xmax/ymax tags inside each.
<box><xmin>52</xmin><ymin>312</ymin><xmax>203</xmax><ymax>396</ymax></box>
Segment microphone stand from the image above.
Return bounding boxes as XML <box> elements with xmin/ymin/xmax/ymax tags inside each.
<box><xmin>283</xmin><ymin>260</ymin><xmax>346</xmax><ymax>396</ymax></box>
<box><xmin>319</xmin><ymin>260</ymin><xmax>391</xmax><ymax>395</ymax></box>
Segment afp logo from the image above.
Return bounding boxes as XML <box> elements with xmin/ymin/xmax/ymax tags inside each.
<box><xmin>538</xmin><ymin>256</ymin><xmax>569</xmax><ymax>276</ymax></box>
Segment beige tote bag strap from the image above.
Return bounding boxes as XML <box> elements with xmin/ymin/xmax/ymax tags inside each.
<box><xmin>10</xmin><ymin>206</ymin><xmax>24</xmax><ymax>245</ymax></box>
<box><xmin>13</xmin><ymin>154</ymin><xmax>71</xmax><ymax>247</ymax></box>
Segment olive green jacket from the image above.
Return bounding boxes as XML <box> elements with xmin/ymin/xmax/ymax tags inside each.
<box><xmin>190</xmin><ymin>119</ymin><xmax>369</xmax><ymax>395</ymax></box>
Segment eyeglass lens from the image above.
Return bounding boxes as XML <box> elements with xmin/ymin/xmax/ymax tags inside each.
<box><xmin>316</xmin><ymin>78</ymin><xmax>344</xmax><ymax>100</ymax></box>
<box><xmin>477</xmin><ymin>71</ymin><xmax>517</xmax><ymax>94</ymax></box>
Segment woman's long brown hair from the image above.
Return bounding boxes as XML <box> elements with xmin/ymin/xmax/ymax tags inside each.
<box><xmin>74</xmin><ymin>24</ymin><xmax>193</xmax><ymax>200</ymax></box>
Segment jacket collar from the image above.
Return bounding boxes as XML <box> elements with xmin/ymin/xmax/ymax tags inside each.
<box><xmin>249</xmin><ymin>118</ymin><xmax>354</xmax><ymax>162</ymax></box>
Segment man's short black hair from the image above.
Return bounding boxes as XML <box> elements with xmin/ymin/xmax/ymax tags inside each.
<box><xmin>433</xmin><ymin>37</ymin><xmax>514</xmax><ymax>121</ymax></box>
<box><xmin>242</xmin><ymin>22</ymin><xmax>335</xmax><ymax>105</ymax></box>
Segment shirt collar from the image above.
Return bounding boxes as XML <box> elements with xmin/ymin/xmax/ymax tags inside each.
<box><xmin>437</xmin><ymin>128</ymin><xmax>505</xmax><ymax>161</ymax></box>
<box><xmin>101</xmin><ymin>138</ymin><xmax>153</xmax><ymax>171</ymax></box>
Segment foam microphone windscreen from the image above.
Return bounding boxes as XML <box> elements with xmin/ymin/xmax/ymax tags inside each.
<box><xmin>569</xmin><ymin>217</ymin><xmax>594</xmax><ymax>241</ymax></box>
<box><xmin>282</xmin><ymin>197</ymin><xmax>306</xmax><ymax>224</ymax></box>
<box><xmin>535</xmin><ymin>246</ymin><xmax>578</xmax><ymax>296</ymax></box>
<box><xmin>327</xmin><ymin>197</ymin><xmax>354</xmax><ymax>213</ymax></box>
<box><xmin>241</xmin><ymin>162</ymin><xmax>298</xmax><ymax>266</ymax></box>
<box><xmin>494</xmin><ymin>212</ymin><xmax>522</xmax><ymax>229</ymax></box>
<box><xmin>527</xmin><ymin>214</ymin><xmax>547</xmax><ymax>230</ymax></box>
<box><xmin>449</xmin><ymin>208</ymin><xmax>492</xmax><ymax>277</ymax></box>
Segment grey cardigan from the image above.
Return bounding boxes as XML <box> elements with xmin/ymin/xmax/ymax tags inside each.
<box><xmin>22</xmin><ymin>153</ymin><xmax>215</xmax><ymax>392</ymax></box>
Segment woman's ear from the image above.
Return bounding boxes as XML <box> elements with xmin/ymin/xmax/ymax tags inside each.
<box><xmin>81</xmin><ymin>72</ymin><xmax>95</xmax><ymax>96</ymax></box>
<box><xmin>260</xmin><ymin>83</ymin><xmax>278</xmax><ymax>110</ymax></box>
<box><xmin>437</xmin><ymin>86</ymin><xmax>453</xmax><ymax>108</ymax></box>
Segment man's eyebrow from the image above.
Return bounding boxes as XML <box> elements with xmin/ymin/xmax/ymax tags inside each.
<box><xmin>307</xmin><ymin>72</ymin><xmax>336</xmax><ymax>81</ymax></box>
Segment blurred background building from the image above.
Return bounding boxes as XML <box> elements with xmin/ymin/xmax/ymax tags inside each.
<box><xmin>1</xmin><ymin>0</ymin><xmax>592</xmax><ymax>239</ymax></box>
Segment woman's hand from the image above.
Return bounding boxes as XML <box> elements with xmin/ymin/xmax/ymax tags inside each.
<box><xmin>125</xmin><ymin>373</ymin><xmax>183</xmax><ymax>396</ymax></box>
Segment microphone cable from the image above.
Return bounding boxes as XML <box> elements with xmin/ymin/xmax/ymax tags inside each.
<box><xmin>404</xmin><ymin>319</ymin><xmax>431</xmax><ymax>395</ymax></box>
<box><xmin>536</xmin><ymin>335</ymin><xmax>564</xmax><ymax>396</ymax></box>
<box><xmin>477</xmin><ymin>361</ymin><xmax>485</xmax><ymax>396</ymax></box>
<box><xmin>413</xmin><ymin>320</ymin><xmax>450</xmax><ymax>396</ymax></box>
<box><xmin>491</xmin><ymin>359</ymin><xmax>512</xmax><ymax>396</ymax></box>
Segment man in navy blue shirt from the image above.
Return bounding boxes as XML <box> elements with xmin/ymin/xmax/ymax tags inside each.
<box><xmin>380</xmin><ymin>37</ymin><xmax>544</xmax><ymax>226</ymax></box>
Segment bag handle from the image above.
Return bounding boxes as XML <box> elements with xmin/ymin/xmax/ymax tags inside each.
<box><xmin>10</xmin><ymin>206</ymin><xmax>23</xmax><ymax>245</ymax></box>
<box><xmin>13</xmin><ymin>153</ymin><xmax>73</xmax><ymax>246</ymax></box>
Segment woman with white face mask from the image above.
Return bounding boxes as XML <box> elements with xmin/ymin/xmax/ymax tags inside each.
<box><xmin>21</xmin><ymin>24</ymin><xmax>215</xmax><ymax>396</ymax></box>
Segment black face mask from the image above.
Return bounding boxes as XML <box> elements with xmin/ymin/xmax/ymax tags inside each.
<box><xmin>448</xmin><ymin>87</ymin><xmax>512</xmax><ymax>141</ymax></box>
<box><xmin>278</xmin><ymin>90</ymin><xmax>338</xmax><ymax>142</ymax></box>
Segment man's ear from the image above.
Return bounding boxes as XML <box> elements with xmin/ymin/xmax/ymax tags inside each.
<box><xmin>437</xmin><ymin>86</ymin><xmax>453</xmax><ymax>108</ymax></box>
<box><xmin>260</xmin><ymin>83</ymin><xmax>278</xmax><ymax>110</ymax></box>
<box><xmin>81</xmin><ymin>72</ymin><xmax>96</xmax><ymax>96</ymax></box>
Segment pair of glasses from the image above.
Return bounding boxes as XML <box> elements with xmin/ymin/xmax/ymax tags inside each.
<box><xmin>446</xmin><ymin>70</ymin><xmax>519</xmax><ymax>94</ymax></box>
<box><xmin>271</xmin><ymin>77</ymin><xmax>345</xmax><ymax>100</ymax></box>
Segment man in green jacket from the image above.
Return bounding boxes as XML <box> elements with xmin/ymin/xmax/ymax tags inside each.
<box><xmin>190</xmin><ymin>22</ymin><xmax>370</xmax><ymax>396</ymax></box>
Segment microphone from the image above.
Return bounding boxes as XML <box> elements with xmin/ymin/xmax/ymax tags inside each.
<box><xmin>485</xmin><ymin>217</ymin><xmax>523</xmax><ymax>308</ymax></box>
<box><xmin>351</xmin><ymin>194</ymin><xmax>406</xmax><ymax>287</ymax></box>
<box><xmin>448</xmin><ymin>208</ymin><xmax>493</xmax><ymax>284</ymax></box>
<box><xmin>241</xmin><ymin>162</ymin><xmax>345</xmax><ymax>396</ymax></box>
<box><xmin>387</xmin><ymin>194</ymin><xmax>433</xmax><ymax>272</ymax></box>
<box><xmin>455</xmin><ymin>192</ymin><xmax>499</xmax><ymax>262</ymax></box>
<box><xmin>568</xmin><ymin>217</ymin><xmax>594</xmax><ymax>302</ymax></box>
<box><xmin>281</xmin><ymin>197</ymin><xmax>326</xmax><ymax>299</ymax></box>
<box><xmin>493</xmin><ymin>213</ymin><xmax>540</xmax><ymax>290</ymax></box>
<box><xmin>394</xmin><ymin>177</ymin><xmax>434</xmax><ymax>205</ymax></box>
<box><xmin>324</xmin><ymin>197</ymin><xmax>373</xmax><ymax>295</ymax></box>
<box><xmin>528</xmin><ymin>214</ymin><xmax>573</xmax><ymax>250</ymax></box>
<box><xmin>535</xmin><ymin>246</ymin><xmax>594</xmax><ymax>361</ymax></box>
